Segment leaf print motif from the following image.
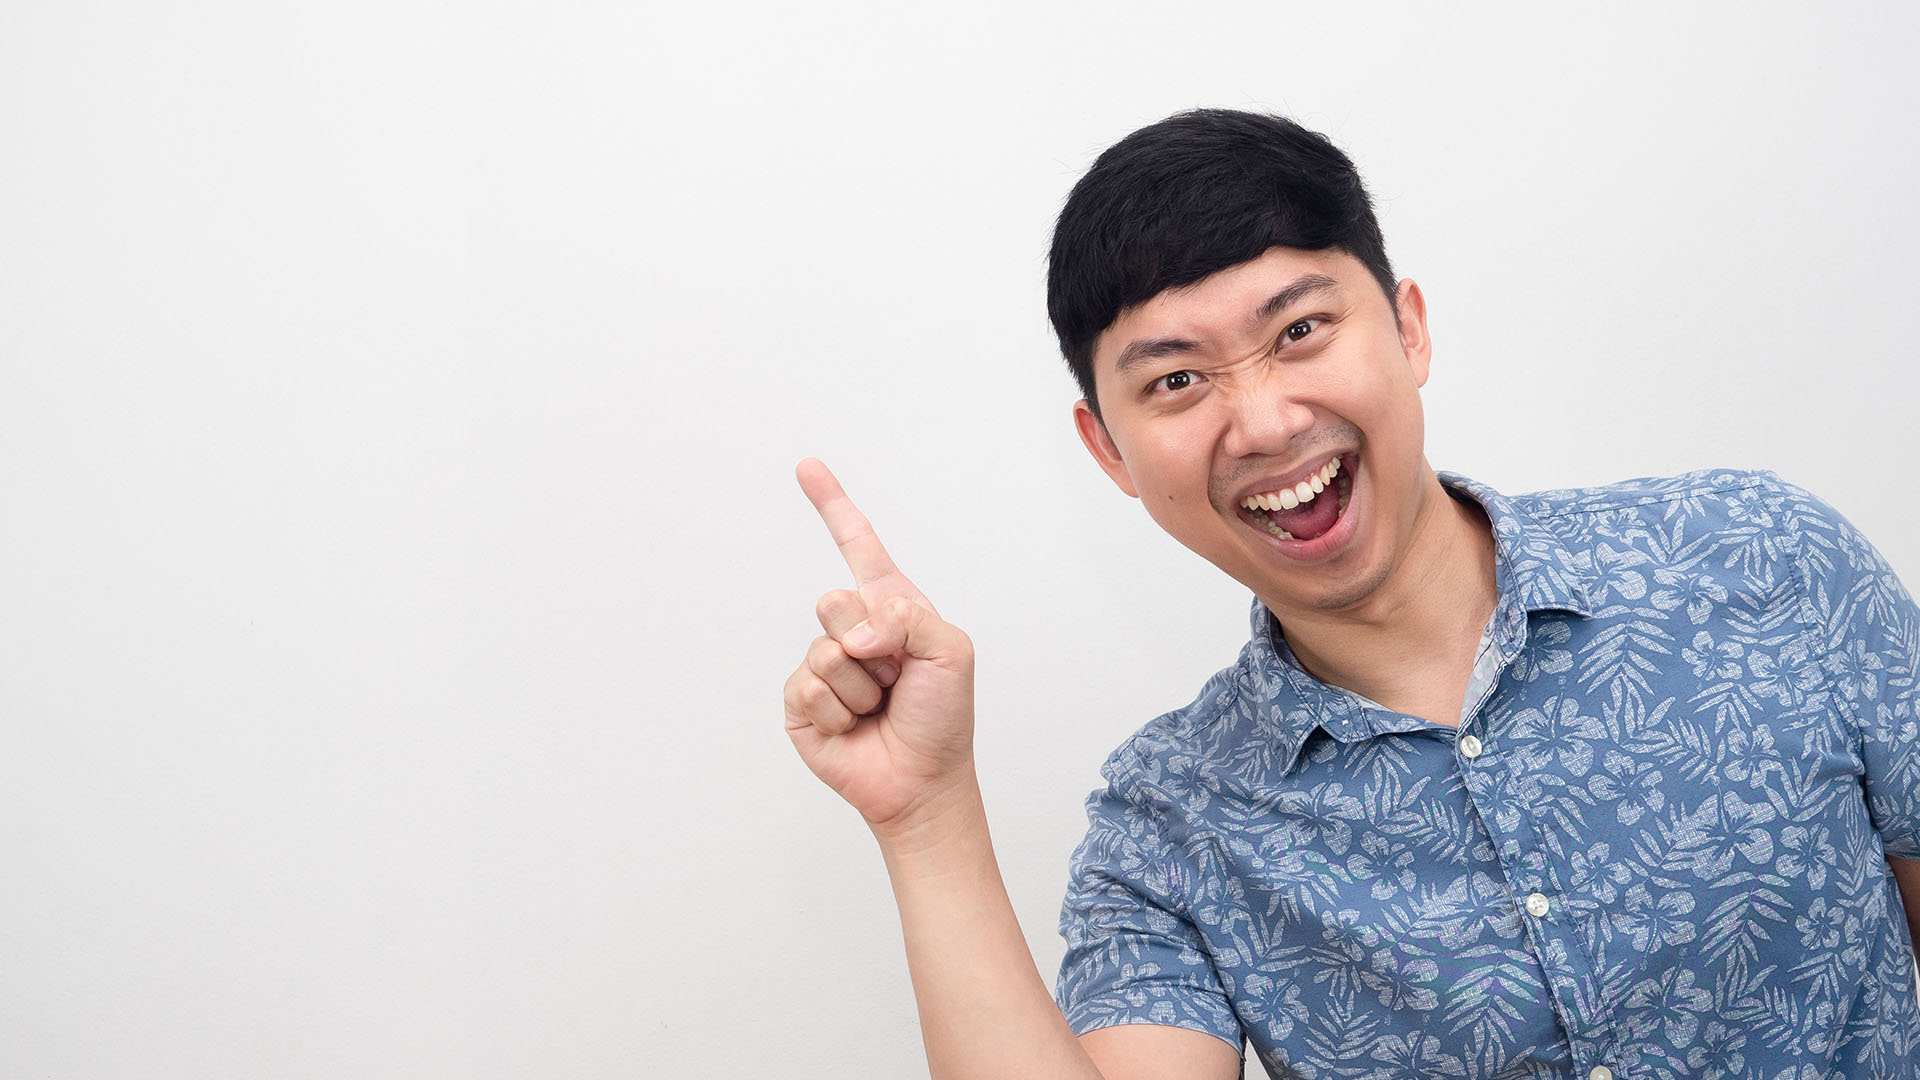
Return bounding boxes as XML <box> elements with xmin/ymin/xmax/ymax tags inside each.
<box><xmin>1577</xmin><ymin>616</ymin><xmax>1678</xmax><ymax>696</ymax></box>
<box><xmin>1700</xmin><ymin>888</ymin><xmax>1790</xmax><ymax>991</ymax></box>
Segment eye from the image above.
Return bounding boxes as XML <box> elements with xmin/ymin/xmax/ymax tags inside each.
<box><xmin>1150</xmin><ymin>370</ymin><xmax>1201</xmax><ymax>394</ymax></box>
<box><xmin>1281</xmin><ymin>318</ymin><xmax>1320</xmax><ymax>344</ymax></box>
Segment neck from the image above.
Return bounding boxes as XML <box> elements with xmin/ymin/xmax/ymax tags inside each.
<box><xmin>1264</xmin><ymin>470</ymin><xmax>1499</xmax><ymax>721</ymax></box>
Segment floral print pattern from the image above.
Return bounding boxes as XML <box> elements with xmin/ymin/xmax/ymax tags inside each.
<box><xmin>1056</xmin><ymin>470</ymin><xmax>1919</xmax><ymax>1078</ymax></box>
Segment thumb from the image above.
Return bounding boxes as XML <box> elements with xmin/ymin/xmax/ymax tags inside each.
<box><xmin>841</xmin><ymin>596</ymin><xmax>971</xmax><ymax>666</ymax></box>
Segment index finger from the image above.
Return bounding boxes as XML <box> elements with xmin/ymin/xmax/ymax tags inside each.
<box><xmin>795</xmin><ymin>458</ymin><xmax>922</xmax><ymax>602</ymax></box>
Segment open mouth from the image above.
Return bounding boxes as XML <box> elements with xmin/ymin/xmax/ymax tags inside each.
<box><xmin>1236</xmin><ymin>453</ymin><xmax>1356</xmax><ymax>543</ymax></box>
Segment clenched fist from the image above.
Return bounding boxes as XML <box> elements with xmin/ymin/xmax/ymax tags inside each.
<box><xmin>784</xmin><ymin>459</ymin><xmax>977</xmax><ymax>831</ymax></box>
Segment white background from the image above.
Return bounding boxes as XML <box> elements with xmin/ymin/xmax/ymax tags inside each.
<box><xmin>2</xmin><ymin>2</ymin><xmax>1916</xmax><ymax>1076</ymax></box>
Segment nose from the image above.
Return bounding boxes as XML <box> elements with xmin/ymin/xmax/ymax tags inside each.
<box><xmin>1217</xmin><ymin>365</ymin><xmax>1316</xmax><ymax>460</ymax></box>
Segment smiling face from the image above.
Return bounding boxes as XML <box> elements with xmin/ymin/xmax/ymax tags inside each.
<box><xmin>1074</xmin><ymin>246</ymin><xmax>1444</xmax><ymax>620</ymax></box>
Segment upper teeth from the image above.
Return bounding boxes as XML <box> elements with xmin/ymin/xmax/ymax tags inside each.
<box><xmin>1242</xmin><ymin>457</ymin><xmax>1342</xmax><ymax>512</ymax></box>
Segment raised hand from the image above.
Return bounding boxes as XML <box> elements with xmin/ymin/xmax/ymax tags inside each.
<box><xmin>784</xmin><ymin>459</ymin><xmax>977</xmax><ymax>830</ymax></box>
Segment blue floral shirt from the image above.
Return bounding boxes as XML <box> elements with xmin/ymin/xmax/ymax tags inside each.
<box><xmin>1056</xmin><ymin>469</ymin><xmax>1920</xmax><ymax>1079</ymax></box>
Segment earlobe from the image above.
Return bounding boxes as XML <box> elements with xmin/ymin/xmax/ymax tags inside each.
<box><xmin>1395</xmin><ymin>279</ymin><xmax>1432</xmax><ymax>387</ymax></box>
<box><xmin>1072</xmin><ymin>400</ymin><xmax>1140</xmax><ymax>499</ymax></box>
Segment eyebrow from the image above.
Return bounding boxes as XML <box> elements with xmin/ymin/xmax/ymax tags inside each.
<box><xmin>1111</xmin><ymin>273</ymin><xmax>1343</xmax><ymax>378</ymax></box>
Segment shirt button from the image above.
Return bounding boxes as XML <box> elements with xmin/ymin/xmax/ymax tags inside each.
<box><xmin>1459</xmin><ymin>735</ymin><xmax>1484</xmax><ymax>759</ymax></box>
<box><xmin>1589</xmin><ymin>1067</ymin><xmax>1614</xmax><ymax>1080</ymax></box>
<box><xmin>1525</xmin><ymin>892</ymin><xmax>1550</xmax><ymax>917</ymax></box>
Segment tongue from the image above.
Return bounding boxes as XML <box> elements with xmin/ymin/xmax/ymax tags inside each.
<box><xmin>1271</xmin><ymin>487</ymin><xmax>1341</xmax><ymax>541</ymax></box>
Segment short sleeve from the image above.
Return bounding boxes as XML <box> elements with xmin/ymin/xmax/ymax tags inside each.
<box><xmin>1779</xmin><ymin>479</ymin><xmax>1920</xmax><ymax>857</ymax></box>
<box><xmin>1054</xmin><ymin>771</ymin><xmax>1243</xmax><ymax>1050</ymax></box>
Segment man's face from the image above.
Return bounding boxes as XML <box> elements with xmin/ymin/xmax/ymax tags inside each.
<box><xmin>1074</xmin><ymin>246</ymin><xmax>1438</xmax><ymax>618</ymax></box>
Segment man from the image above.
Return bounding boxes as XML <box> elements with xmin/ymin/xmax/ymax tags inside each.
<box><xmin>782</xmin><ymin>110</ymin><xmax>1920</xmax><ymax>1078</ymax></box>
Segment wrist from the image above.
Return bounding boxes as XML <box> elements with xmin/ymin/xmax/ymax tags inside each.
<box><xmin>868</xmin><ymin>764</ymin><xmax>988</xmax><ymax>864</ymax></box>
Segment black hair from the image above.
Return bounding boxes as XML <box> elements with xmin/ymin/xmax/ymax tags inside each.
<box><xmin>1046</xmin><ymin>109</ymin><xmax>1397</xmax><ymax>416</ymax></box>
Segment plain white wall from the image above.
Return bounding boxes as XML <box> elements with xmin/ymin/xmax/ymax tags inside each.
<box><xmin>2</xmin><ymin>1</ymin><xmax>1916</xmax><ymax>1076</ymax></box>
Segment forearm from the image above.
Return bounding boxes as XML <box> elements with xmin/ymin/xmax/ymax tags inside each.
<box><xmin>875</xmin><ymin>773</ymin><xmax>1104</xmax><ymax>1080</ymax></box>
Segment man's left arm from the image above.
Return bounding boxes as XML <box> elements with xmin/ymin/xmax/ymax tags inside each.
<box><xmin>1778</xmin><ymin>479</ymin><xmax>1920</xmax><ymax>941</ymax></box>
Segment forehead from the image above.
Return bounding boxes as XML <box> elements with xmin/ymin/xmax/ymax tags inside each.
<box><xmin>1092</xmin><ymin>247</ymin><xmax>1373</xmax><ymax>376</ymax></box>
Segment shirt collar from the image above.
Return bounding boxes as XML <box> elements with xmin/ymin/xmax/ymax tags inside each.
<box><xmin>1240</xmin><ymin>471</ymin><xmax>1599</xmax><ymax>775</ymax></box>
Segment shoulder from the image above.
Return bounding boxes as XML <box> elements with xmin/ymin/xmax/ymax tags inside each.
<box><xmin>1503</xmin><ymin>467</ymin><xmax>1817</xmax><ymax>574</ymax></box>
<box><xmin>1514</xmin><ymin>465</ymin><xmax>1783</xmax><ymax>525</ymax></box>
<box><xmin>1096</xmin><ymin>661</ymin><xmax>1248</xmax><ymax>789</ymax></box>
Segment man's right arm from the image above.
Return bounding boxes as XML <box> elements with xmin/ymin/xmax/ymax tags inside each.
<box><xmin>784</xmin><ymin>460</ymin><xmax>1241</xmax><ymax>1080</ymax></box>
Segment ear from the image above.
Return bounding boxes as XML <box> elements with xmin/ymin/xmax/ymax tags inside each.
<box><xmin>1394</xmin><ymin>278</ymin><xmax>1432</xmax><ymax>388</ymax></box>
<box><xmin>1072</xmin><ymin>399</ymin><xmax>1139</xmax><ymax>499</ymax></box>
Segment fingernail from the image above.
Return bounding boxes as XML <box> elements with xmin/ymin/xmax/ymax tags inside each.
<box><xmin>875</xmin><ymin>661</ymin><xmax>900</xmax><ymax>685</ymax></box>
<box><xmin>844</xmin><ymin>622</ymin><xmax>876</xmax><ymax>650</ymax></box>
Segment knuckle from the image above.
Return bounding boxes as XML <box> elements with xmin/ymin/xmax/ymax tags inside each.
<box><xmin>798</xmin><ymin>678</ymin><xmax>835</xmax><ymax>711</ymax></box>
<box><xmin>806</xmin><ymin>635</ymin><xmax>840</xmax><ymax>670</ymax></box>
<box><xmin>815</xmin><ymin>589</ymin><xmax>863</xmax><ymax>626</ymax></box>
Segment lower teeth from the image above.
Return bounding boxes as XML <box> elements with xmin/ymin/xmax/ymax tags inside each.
<box><xmin>1256</xmin><ymin>514</ymin><xmax>1295</xmax><ymax>541</ymax></box>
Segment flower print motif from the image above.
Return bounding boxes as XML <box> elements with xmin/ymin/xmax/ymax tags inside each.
<box><xmin>1160</xmin><ymin>754</ymin><xmax>1222</xmax><ymax>813</ymax></box>
<box><xmin>1566</xmin><ymin>842</ymin><xmax>1634</xmax><ymax>905</ymax></box>
<box><xmin>1326</xmin><ymin>905</ymin><xmax>1384</xmax><ymax>951</ymax></box>
<box><xmin>1777</xmin><ymin>825</ymin><xmax>1836</xmax><ymax>891</ymax></box>
<box><xmin>1719</xmin><ymin>484</ymin><xmax>1776</xmax><ymax>531</ymax></box>
<box><xmin>1797</xmin><ymin>897</ymin><xmax>1847</xmax><ymax>951</ymax></box>
<box><xmin>1683</xmin><ymin>629</ymin><xmax>1744</xmax><ymax>682</ymax></box>
<box><xmin>1680</xmin><ymin>791</ymin><xmax>1776</xmax><ymax>881</ymax></box>
<box><xmin>1541</xmin><ymin>697</ymin><xmax>1605</xmax><ymax>775</ymax></box>
<box><xmin>1238</xmin><ymin>972</ymin><xmax>1309</xmax><ymax>1043</ymax></box>
<box><xmin>1274</xmin><ymin>783</ymin><xmax>1367</xmax><ymax>856</ymax></box>
<box><xmin>1360</xmin><ymin>949</ymin><xmax>1438</xmax><ymax>1012</ymax></box>
<box><xmin>1802</xmin><ymin>999</ymin><xmax>1838</xmax><ymax>1055</ymax></box>
<box><xmin>1624</xmin><ymin>967</ymin><xmax>1712</xmax><ymax>1047</ymax></box>
<box><xmin>1743</xmin><ymin>649</ymin><xmax>1794</xmax><ymax>707</ymax></box>
<box><xmin>1722</xmin><ymin>725</ymin><xmax>1778</xmax><ymax>786</ymax></box>
<box><xmin>1508</xmin><ymin>619</ymin><xmax>1574</xmax><ymax>683</ymax></box>
<box><xmin>1587</xmin><ymin>752</ymin><xmax>1666</xmax><ymax>826</ymax></box>
<box><xmin>1591</xmin><ymin>541</ymin><xmax>1650</xmax><ymax>603</ymax></box>
<box><xmin>1683</xmin><ymin>1021</ymin><xmax>1747</xmax><ymax>1077</ymax></box>
<box><xmin>1822</xmin><ymin>635</ymin><xmax>1887</xmax><ymax>704</ymax></box>
<box><xmin>1362</xmin><ymin>1033</ymin><xmax>1465</xmax><ymax>1080</ymax></box>
<box><xmin>1614</xmin><ymin>884</ymin><xmax>1696</xmax><ymax>952</ymax></box>
<box><xmin>1116</xmin><ymin>962</ymin><xmax>1163</xmax><ymax>1007</ymax></box>
<box><xmin>1346</xmin><ymin>843</ymin><xmax>1416</xmax><ymax>902</ymax></box>
<box><xmin>1650</xmin><ymin>566</ymin><xmax>1730</xmax><ymax>626</ymax></box>
<box><xmin>1507</xmin><ymin>698</ymin><xmax>1606</xmax><ymax>776</ymax></box>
